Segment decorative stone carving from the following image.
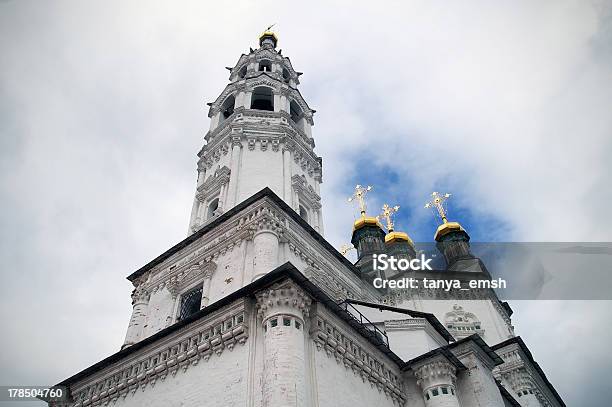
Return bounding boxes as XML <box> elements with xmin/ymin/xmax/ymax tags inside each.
<box><xmin>310</xmin><ymin>313</ymin><xmax>405</xmax><ymax>405</ymax></box>
<box><xmin>256</xmin><ymin>280</ymin><xmax>312</xmax><ymax>322</ymax></box>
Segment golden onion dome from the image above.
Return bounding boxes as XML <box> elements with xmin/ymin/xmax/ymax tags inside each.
<box><xmin>384</xmin><ymin>231</ymin><xmax>414</xmax><ymax>247</ymax></box>
<box><xmin>352</xmin><ymin>216</ymin><xmax>384</xmax><ymax>232</ymax></box>
<box><xmin>433</xmin><ymin>221</ymin><xmax>465</xmax><ymax>241</ymax></box>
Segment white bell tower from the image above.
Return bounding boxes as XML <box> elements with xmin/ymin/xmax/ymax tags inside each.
<box><xmin>188</xmin><ymin>30</ymin><xmax>323</xmax><ymax>235</ymax></box>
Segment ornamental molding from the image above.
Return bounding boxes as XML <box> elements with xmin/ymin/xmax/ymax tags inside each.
<box><xmin>198</xmin><ymin>139</ymin><xmax>231</xmax><ymax>169</ymax></box>
<box><xmin>413</xmin><ymin>358</ymin><xmax>457</xmax><ymax>391</ymax></box>
<box><xmin>444</xmin><ymin>304</ymin><xmax>485</xmax><ymax>340</ymax></box>
<box><xmin>303</xmin><ymin>265</ymin><xmax>356</xmax><ymax>303</ymax></box>
<box><xmin>155</xmin><ymin>261</ymin><xmax>217</xmax><ymax>299</ymax></box>
<box><xmin>253</xmin><ymin>48</ymin><xmax>281</xmax><ymax>61</ymax></box>
<box><xmin>245</xmin><ymin>76</ymin><xmax>281</xmax><ymax>92</ymax></box>
<box><xmin>202</xmin><ymin>118</ymin><xmax>318</xmax><ymax>168</ymax></box>
<box><xmin>67</xmin><ymin>300</ymin><xmax>249</xmax><ymax>407</ymax></box>
<box><xmin>255</xmin><ymin>279</ymin><xmax>312</xmax><ymax>321</ymax></box>
<box><xmin>310</xmin><ymin>312</ymin><xmax>405</xmax><ymax>405</ymax></box>
<box><xmin>131</xmin><ymin>287</ymin><xmax>150</xmax><ymax>305</ymax></box>
<box><xmin>494</xmin><ymin>343</ymin><xmax>559</xmax><ymax>406</ymax></box>
<box><xmin>196</xmin><ymin>166</ymin><xmax>231</xmax><ymax>201</ymax></box>
<box><xmin>291</xmin><ymin>174</ymin><xmax>322</xmax><ymax>209</ymax></box>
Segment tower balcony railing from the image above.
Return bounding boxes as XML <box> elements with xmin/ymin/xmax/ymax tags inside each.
<box><xmin>337</xmin><ymin>300</ymin><xmax>389</xmax><ymax>347</ymax></box>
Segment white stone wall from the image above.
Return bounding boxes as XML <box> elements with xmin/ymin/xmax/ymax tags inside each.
<box><xmin>313</xmin><ymin>350</ymin><xmax>398</xmax><ymax>407</ymax></box>
<box><xmin>102</xmin><ymin>346</ymin><xmax>248</xmax><ymax>407</ymax></box>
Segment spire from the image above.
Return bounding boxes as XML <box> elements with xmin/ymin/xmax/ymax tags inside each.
<box><xmin>188</xmin><ymin>34</ymin><xmax>322</xmax><ymax>235</ymax></box>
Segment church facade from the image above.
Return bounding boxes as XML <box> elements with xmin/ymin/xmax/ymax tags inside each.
<box><xmin>48</xmin><ymin>32</ymin><xmax>565</xmax><ymax>407</ymax></box>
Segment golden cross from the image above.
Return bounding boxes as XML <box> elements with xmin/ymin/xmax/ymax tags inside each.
<box><xmin>347</xmin><ymin>184</ymin><xmax>373</xmax><ymax>217</ymax></box>
<box><xmin>339</xmin><ymin>244</ymin><xmax>355</xmax><ymax>256</ymax></box>
<box><xmin>424</xmin><ymin>192</ymin><xmax>452</xmax><ymax>223</ymax></box>
<box><xmin>378</xmin><ymin>204</ymin><xmax>400</xmax><ymax>232</ymax></box>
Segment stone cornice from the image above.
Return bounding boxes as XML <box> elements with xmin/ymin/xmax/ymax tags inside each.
<box><xmin>310</xmin><ymin>310</ymin><xmax>405</xmax><ymax>405</ymax></box>
<box><xmin>255</xmin><ymin>280</ymin><xmax>312</xmax><ymax>321</ymax></box>
<box><xmin>413</xmin><ymin>358</ymin><xmax>457</xmax><ymax>391</ymax></box>
<box><xmin>201</xmin><ymin>118</ymin><xmax>320</xmax><ymax>174</ymax></box>
<box><xmin>493</xmin><ymin>340</ymin><xmax>564</xmax><ymax>406</ymax></box>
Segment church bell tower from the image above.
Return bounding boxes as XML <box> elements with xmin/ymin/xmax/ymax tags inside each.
<box><xmin>188</xmin><ymin>30</ymin><xmax>323</xmax><ymax>235</ymax></box>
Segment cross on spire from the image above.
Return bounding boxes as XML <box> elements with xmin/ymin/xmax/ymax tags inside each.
<box><xmin>378</xmin><ymin>203</ymin><xmax>400</xmax><ymax>232</ymax></box>
<box><xmin>347</xmin><ymin>184</ymin><xmax>373</xmax><ymax>217</ymax></box>
<box><xmin>424</xmin><ymin>192</ymin><xmax>452</xmax><ymax>223</ymax></box>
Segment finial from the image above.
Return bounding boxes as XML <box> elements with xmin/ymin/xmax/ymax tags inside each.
<box><xmin>347</xmin><ymin>184</ymin><xmax>373</xmax><ymax>217</ymax></box>
<box><xmin>259</xmin><ymin>24</ymin><xmax>278</xmax><ymax>48</ymax></box>
<box><xmin>378</xmin><ymin>204</ymin><xmax>400</xmax><ymax>232</ymax></box>
<box><xmin>339</xmin><ymin>244</ymin><xmax>355</xmax><ymax>256</ymax></box>
<box><xmin>424</xmin><ymin>192</ymin><xmax>452</xmax><ymax>224</ymax></box>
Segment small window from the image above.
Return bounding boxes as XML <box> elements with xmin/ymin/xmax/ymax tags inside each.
<box><xmin>270</xmin><ymin>318</ymin><xmax>278</xmax><ymax>327</ymax></box>
<box><xmin>295</xmin><ymin>321</ymin><xmax>301</xmax><ymax>330</ymax></box>
<box><xmin>432</xmin><ymin>388</ymin><xmax>439</xmax><ymax>397</ymax></box>
<box><xmin>207</xmin><ymin>198</ymin><xmax>219</xmax><ymax>220</ymax></box>
<box><xmin>451</xmin><ymin>388</ymin><xmax>455</xmax><ymax>395</ymax></box>
<box><xmin>299</xmin><ymin>205</ymin><xmax>308</xmax><ymax>221</ymax></box>
<box><xmin>178</xmin><ymin>285</ymin><xmax>203</xmax><ymax>321</ymax></box>
<box><xmin>258</xmin><ymin>60</ymin><xmax>272</xmax><ymax>72</ymax></box>
<box><xmin>282</xmin><ymin>67</ymin><xmax>290</xmax><ymax>83</ymax></box>
<box><xmin>425</xmin><ymin>393</ymin><xmax>430</xmax><ymax>400</ymax></box>
<box><xmin>283</xmin><ymin>317</ymin><xmax>291</xmax><ymax>326</ymax></box>
<box><xmin>442</xmin><ymin>387</ymin><xmax>448</xmax><ymax>395</ymax></box>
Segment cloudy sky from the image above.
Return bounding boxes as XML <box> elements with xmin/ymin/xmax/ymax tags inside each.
<box><xmin>1</xmin><ymin>0</ymin><xmax>611</xmax><ymax>406</ymax></box>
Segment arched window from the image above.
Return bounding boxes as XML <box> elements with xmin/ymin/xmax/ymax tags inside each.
<box><xmin>299</xmin><ymin>205</ymin><xmax>308</xmax><ymax>222</ymax></box>
<box><xmin>220</xmin><ymin>95</ymin><xmax>235</xmax><ymax>121</ymax></box>
<box><xmin>207</xmin><ymin>198</ymin><xmax>219</xmax><ymax>219</ymax></box>
<box><xmin>258</xmin><ymin>60</ymin><xmax>272</xmax><ymax>72</ymax></box>
<box><xmin>282</xmin><ymin>67</ymin><xmax>290</xmax><ymax>83</ymax></box>
<box><xmin>238</xmin><ymin>65</ymin><xmax>247</xmax><ymax>79</ymax></box>
<box><xmin>290</xmin><ymin>100</ymin><xmax>303</xmax><ymax>124</ymax></box>
<box><xmin>251</xmin><ymin>86</ymin><xmax>274</xmax><ymax>111</ymax></box>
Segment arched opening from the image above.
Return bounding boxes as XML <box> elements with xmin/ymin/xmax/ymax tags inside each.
<box><xmin>238</xmin><ymin>65</ymin><xmax>247</xmax><ymax>79</ymax></box>
<box><xmin>250</xmin><ymin>86</ymin><xmax>274</xmax><ymax>111</ymax></box>
<box><xmin>220</xmin><ymin>95</ymin><xmax>235</xmax><ymax>121</ymax></box>
<box><xmin>299</xmin><ymin>205</ymin><xmax>308</xmax><ymax>222</ymax></box>
<box><xmin>282</xmin><ymin>68</ymin><xmax>290</xmax><ymax>83</ymax></box>
<box><xmin>258</xmin><ymin>60</ymin><xmax>272</xmax><ymax>72</ymax></box>
<box><xmin>207</xmin><ymin>198</ymin><xmax>219</xmax><ymax>219</ymax></box>
<box><xmin>290</xmin><ymin>100</ymin><xmax>303</xmax><ymax>124</ymax></box>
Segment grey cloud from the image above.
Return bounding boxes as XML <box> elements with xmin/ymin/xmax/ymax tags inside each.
<box><xmin>1</xmin><ymin>1</ymin><xmax>611</xmax><ymax>406</ymax></box>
